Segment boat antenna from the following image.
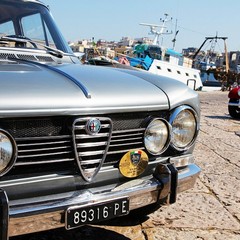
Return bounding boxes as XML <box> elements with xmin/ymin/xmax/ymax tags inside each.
<box><xmin>172</xmin><ymin>19</ymin><xmax>179</xmax><ymax>49</ymax></box>
<box><xmin>140</xmin><ymin>13</ymin><xmax>173</xmax><ymax>45</ymax></box>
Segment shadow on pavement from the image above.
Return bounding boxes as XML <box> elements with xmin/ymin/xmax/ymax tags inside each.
<box><xmin>11</xmin><ymin>225</ymin><xmax>132</xmax><ymax>240</ymax></box>
<box><xmin>11</xmin><ymin>214</ymin><xmax>150</xmax><ymax>240</ymax></box>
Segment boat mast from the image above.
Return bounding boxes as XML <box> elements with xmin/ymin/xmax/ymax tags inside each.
<box><xmin>192</xmin><ymin>35</ymin><xmax>229</xmax><ymax>72</ymax></box>
<box><xmin>223</xmin><ymin>38</ymin><xmax>229</xmax><ymax>73</ymax></box>
<box><xmin>139</xmin><ymin>14</ymin><xmax>172</xmax><ymax>45</ymax></box>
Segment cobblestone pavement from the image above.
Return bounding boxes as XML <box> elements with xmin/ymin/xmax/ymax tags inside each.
<box><xmin>12</xmin><ymin>91</ymin><xmax>240</xmax><ymax>240</ymax></box>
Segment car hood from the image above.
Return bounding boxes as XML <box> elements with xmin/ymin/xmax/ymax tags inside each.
<box><xmin>0</xmin><ymin>62</ymin><xmax>172</xmax><ymax>117</ymax></box>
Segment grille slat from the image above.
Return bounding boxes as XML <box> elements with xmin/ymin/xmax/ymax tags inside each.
<box><xmin>17</xmin><ymin>150</ymin><xmax>73</xmax><ymax>158</ymax></box>
<box><xmin>78</xmin><ymin>150</ymin><xmax>106</xmax><ymax>157</ymax></box>
<box><xmin>14</xmin><ymin>133</ymin><xmax>74</xmax><ymax>165</ymax></box>
<box><xmin>18</xmin><ymin>146</ymin><xmax>71</xmax><ymax>154</ymax></box>
<box><xmin>111</xmin><ymin>132</ymin><xmax>144</xmax><ymax>139</ymax></box>
<box><xmin>110</xmin><ymin>141</ymin><xmax>143</xmax><ymax>148</ymax></box>
<box><xmin>113</xmin><ymin>128</ymin><xmax>145</xmax><ymax>134</ymax></box>
<box><xmin>111</xmin><ymin>136</ymin><xmax>142</xmax><ymax>143</ymax></box>
<box><xmin>75</xmin><ymin>133</ymin><xmax>110</xmax><ymax>139</ymax></box>
<box><xmin>81</xmin><ymin>159</ymin><xmax>101</xmax><ymax>165</ymax></box>
<box><xmin>15</xmin><ymin>135</ymin><xmax>72</xmax><ymax>141</ymax></box>
<box><xmin>15</xmin><ymin>158</ymin><xmax>74</xmax><ymax>166</ymax></box>
<box><xmin>17</xmin><ymin>140</ymin><xmax>71</xmax><ymax>147</ymax></box>
<box><xmin>76</xmin><ymin>141</ymin><xmax>108</xmax><ymax>148</ymax></box>
<box><xmin>107</xmin><ymin>147</ymin><xmax>145</xmax><ymax>155</ymax></box>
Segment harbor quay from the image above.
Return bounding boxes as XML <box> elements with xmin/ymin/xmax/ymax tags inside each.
<box><xmin>11</xmin><ymin>90</ymin><xmax>240</xmax><ymax>240</ymax></box>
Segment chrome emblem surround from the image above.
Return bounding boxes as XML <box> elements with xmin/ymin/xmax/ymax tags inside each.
<box><xmin>85</xmin><ymin>118</ymin><xmax>101</xmax><ymax>135</ymax></box>
<box><xmin>72</xmin><ymin>117</ymin><xmax>113</xmax><ymax>182</ymax></box>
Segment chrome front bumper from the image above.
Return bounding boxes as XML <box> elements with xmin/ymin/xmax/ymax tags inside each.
<box><xmin>228</xmin><ymin>102</ymin><xmax>240</xmax><ymax>107</ymax></box>
<box><xmin>228</xmin><ymin>100</ymin><xmax>240</xmax><ymax>107</ymax></box>
<box><xmin>1</xmin><ymin>163</ymin><xmax>200</xmax><ymax>238</ymax></box>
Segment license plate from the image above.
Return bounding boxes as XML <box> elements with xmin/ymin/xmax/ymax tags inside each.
<box><xmin>65</xmin><ymin>197</ymin><xmax>129</xmax><ymax>229</ymax></box>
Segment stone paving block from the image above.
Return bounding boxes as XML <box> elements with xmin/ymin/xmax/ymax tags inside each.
<box><xmin>143</xmin><ymin>228</ymin><xmax>240</xmax><ymax>240</ymax></box>
<box><xmin>143</xmin><ymin>193</ymin><xmax>240</xmax><ymax>231</ymax></box>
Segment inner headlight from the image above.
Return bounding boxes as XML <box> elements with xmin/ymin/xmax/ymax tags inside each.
<box><xmin>0</xmin><ymin>130</ymin><xmax>16</xmax><ymax>176</ymax></box>
<box><xmin>170</xmin><ymin>106</ymin><xmax>198</xmax><ymax>151</ymax></box>
<box><xmin>144</xmin><ymin>118</ymin><xmax>170</xmax><ymax>155</ymax></box>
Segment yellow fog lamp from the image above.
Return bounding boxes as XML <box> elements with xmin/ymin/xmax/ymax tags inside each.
<box><xmin>0</xmin><ymin>130</ymin><xmax>17</xmax><ymax>176</ymax></box>
<box><xmin>144</xmin><ymin>118</ymin><xmax>171</xmax><ymax>155</ymax></box>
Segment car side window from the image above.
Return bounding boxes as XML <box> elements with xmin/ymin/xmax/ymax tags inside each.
<box><xmin>0</xmin><ymin>20</ymin><xmax>15</xmax><ymax>36</ymax></box>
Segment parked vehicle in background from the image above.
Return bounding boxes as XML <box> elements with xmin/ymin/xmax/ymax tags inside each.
<box><xmin>0</xmin><ymin>0</ymin><xmax>200</xmax><ymax>239</ymax></box>
<box><xmin>228</xmin><ymin>85</ymin><xmax>240</xmax><ymax>119</ymax></box>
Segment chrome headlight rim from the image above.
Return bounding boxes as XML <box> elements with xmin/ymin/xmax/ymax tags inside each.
<box><xmin>144</xmin><ymin>118</ymin><xmax>171</xmax><ymax>156</ymax></box>
<box><xmin>0</xmin><ymin>129</ymin><xmax>17</xmax><ymax>177</ymax></box>
<box><xmin>169</xmin><ymin>105</ymin><xmax>199</xmax><ymax>151</ymax></box>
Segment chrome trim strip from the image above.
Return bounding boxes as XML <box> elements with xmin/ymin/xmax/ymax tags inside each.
<box><xmin>17</xmin><ymin>140</ymin><xmax>71</xmax><ymax>147</ymax></box>
<box><xmin>78</xmin><ymin>150</ymin><xmax>106</xmax><ymax>157</ymax></box>
<box><xmin>107</xmin><ymin>147</ymin><xmax>145</xmax><ymax>155</ymax></box>
<box><xmin>15</xmin><ymin>135</ymin><xmax>72</xmax><ymax>141</ymax></box>
<box><xmin>81</xmin><ymin>159</ymin><xmax>101</xmax><ymax>165</ymax></box>
<box><xmin>73</xmin><ymin>117</ymin><xmax>113</xmax><ymax>182</ymax></box>
<box><xmin>110</xmin><ymin>141</ymin><xmax>143</xmax><ymax>148</ymax></box>
<box><xmin>76</xmin><ymin>141</ymin><xmax>108</xmax><ymax>148</ymax></box>
<box><xmin>113</xmin><ymin>128</ymin><xmax>145</xmax><ymax>134</ymax></box>
<box><xmin>76</xmin><ymin>133</ymin><xmax>110</xmax><ymax>139</ymax></box>
<box><xmin>111</xmin><ymin>133</ymin><xmax>143</xmax><ymax>139</ymax></box>
<box><xmin>111</xmin><ymin>136</ymin><xmax>142</xmax><ymax>143</ymax></box>
<box><xmin>15</xmin><ymin>158</ymin><xmax>74</xmax><ymax>166</ymax></box>
<box><xmin>0</xmin><ymin>105</ymin><xmax>167</xmax><ymax>117</ymax></box>
<box><xmin>18</xmin><ymin>145</ymin><xmax>71</xmax><ymax>153</ymax></box>
<box><xmin>17</xmin><ymin>151</ymin><xmax>72</xmax><ymax>158</ymax></box>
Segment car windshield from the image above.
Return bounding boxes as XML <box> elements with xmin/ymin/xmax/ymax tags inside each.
<box><xmin>0</xmin><ymin>0</ymin><xmax>72</xmax><ymax>54</ymax></box>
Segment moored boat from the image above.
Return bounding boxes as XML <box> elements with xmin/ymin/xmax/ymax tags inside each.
<box><xmin>115</xmin><ymin>15</ymin><xmax>203</xmax><ymax>91</ymax></box>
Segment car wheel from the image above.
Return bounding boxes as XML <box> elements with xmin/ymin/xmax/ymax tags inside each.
<box><xmin>228</xmin><ymin>99</ymin><xmax>240</xmax><ymax>119</ymax></box>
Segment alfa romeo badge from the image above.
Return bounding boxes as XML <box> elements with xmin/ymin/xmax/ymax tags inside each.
<box><xmin>119</xmin><ymin>150</ymin><xmax>149</xmax><ymax>178</ymax></box>
<box><xmin>85</xmin><ymin>118</ymin><xmax>101</xmax><ymax>135</ymax></box>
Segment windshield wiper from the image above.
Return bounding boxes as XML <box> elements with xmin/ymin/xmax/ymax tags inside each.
<box><xmin>0</xmin><ymin>35</ymin><xmax>69</xmax><ymax>58</ymax></box>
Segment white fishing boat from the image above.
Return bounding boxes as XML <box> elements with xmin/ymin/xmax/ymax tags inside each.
<box><xmin>118</xmin><ymin>14</ymin><xmax>203</xmax><ymax>91</ymax></box>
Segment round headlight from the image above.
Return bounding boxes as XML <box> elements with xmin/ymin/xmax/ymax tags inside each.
<box><xmin>144</xmin><ymin>118</ymin><xmax>171</xmax><ymax>155</ymax></box>
<box><xmin>170</xmin><ymin>106</ymin><xmax>198</xmax><ymax>151</ymax></box>
<box><xmin>0</xmin><ymin>130</ymin><xmax>16</xmax><ymax>176</ymax></box>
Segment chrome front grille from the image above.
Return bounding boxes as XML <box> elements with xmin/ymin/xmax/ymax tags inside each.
<box><xmin>73</xmin><ymin>117</ymin><xmax>113</xmax><ymax>182</ymax></box>
<box><xmin>0</xmin><ymin>52</ymin><xmax>55</xmax><ymax>62</ymax></box>
<box><xmin>0</xmin><ymin>111</ymin><xmax>168</xmax><ymax>178</ymax></box>
<box><xmin>15</xmin><ymin>135</ymin><xmax>74</xmax><ymax>166</ymax></box>
<box><xmin>106</xmin><ymin>128</ymin><xmax>145</xmax><ymax>160</ymax></box>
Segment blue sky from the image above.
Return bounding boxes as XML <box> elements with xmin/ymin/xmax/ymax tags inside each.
<box><xmin>42</xmin><ymin>0</ymin><xmax>240</xmax><ymax>52</ymax></box>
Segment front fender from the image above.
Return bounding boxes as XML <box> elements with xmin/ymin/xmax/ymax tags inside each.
<box><xmin>228</xmin><ymin>86</ymin><xmax>240</xmax><ymax>99</ymax></box>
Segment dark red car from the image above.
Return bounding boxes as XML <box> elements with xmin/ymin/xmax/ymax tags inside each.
<box><xmin>228</xmin><ymin>86</ymin><xmax>240</xmax><ymax>118</ymax></box>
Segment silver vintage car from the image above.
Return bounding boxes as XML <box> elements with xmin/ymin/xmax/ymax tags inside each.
<box><xmin>0</xmin><ymin>0</ymin><xmax>200</xmax><ymax>238</ymax></box>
